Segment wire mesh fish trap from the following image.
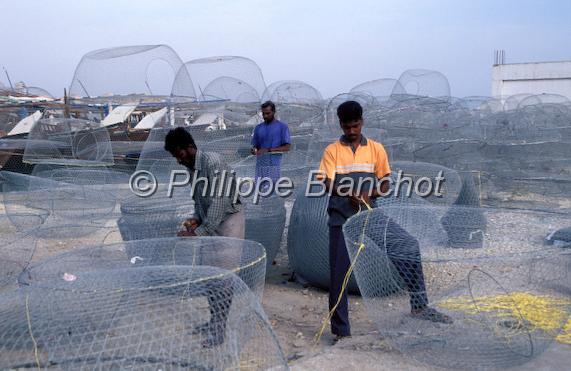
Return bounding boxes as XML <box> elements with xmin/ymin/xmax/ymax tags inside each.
<box><xmin>22</xmin><ymin>118</ymin><xmax>114</xmax><ymax>166</ymax></box>
<box><xmin>232</xmin><ymin>151</ymin><xmax>310</xmax><ymax>199</ymax></box>
<box><xmin>179</xmin><ymin>56</ymin><xmax>266</xmax><ymax>101</ymax></box>
<box><xmin>201</xmin><ymin>76</ymin><xmax>260</xmax><ymax>103</ymax></box>
<box><xmin>20</xmin><ymin>237</ymin><xmax>267</xmax><ymax>296</ymax></box>
<box><xmin>118</xmin><ymin>194</ymin><xmax>195</xmax><ymax>241</ymax></box>
<box><xmin>287</xmin><ymin>188</ymin><xmax>345</xmax><ymax>290</ymax></box>
<box><xmin>342</xmin><ymin>205</ymin><xmax>571</xmax><ymax>370</ymax></box>
<box><xmin>70</xmin><ymin>44</ymin><xmax>194</xmax><ymax>101</ymax></box>
<box><xmin>1</xmin><ymin>265</ymin><xmax>287</xmax><ymax>370</ymax></box>
<box><xmin>390</xmin><ymin>161</ymin><xmax>463</xmax><ymax>206</ymax></box>
<box><xmin>0</xmin><ymin>215</ymin><xmax>39</xmax><ymax>292</ymax></box>
<box><xmin>243</xmin><ymin>195</ymin><xmax>286</xmax><ymax>269</ymax></box>
<box><xmin>1</xmin><ymin>169</ymin><xmax>120</xmax><ymax>225</ymax></box>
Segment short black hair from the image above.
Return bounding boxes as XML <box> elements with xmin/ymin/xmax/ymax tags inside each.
<box><xmin>261</xmin><ymin>100</ymin><xmax>276</xmax><ymax>112</ymax></box>
<box><xmin>337</xmin><ymin>101</ymin><xmax>363</xmax><ymax>124</ymax></box>
<box><xmin>164</xmin><ymin>127</ymin><xmax>196</xmax><ymax>153</ymax></box>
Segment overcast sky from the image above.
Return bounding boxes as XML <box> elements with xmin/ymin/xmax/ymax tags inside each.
<box><xmin>1</xmin><ymin>0</ymin><xmax>570</xmax><ymax>98</ymax></box>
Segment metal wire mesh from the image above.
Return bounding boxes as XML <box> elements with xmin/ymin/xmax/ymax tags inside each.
<box><xmin>232</xmin><ymin>151</ymin><xmax>310</xmax><ymax>198</ymax></box>
<box><xmin>19</xmin><ymin>237</ymin><xmax>267</xmax><ymax>297</ymax></box>
<box><xmin>1</xmin><ymin>170</ymin><xmax>120</xmax><ymax>226</ymax></box>
<box><xmin>1</xmin><ymin>265</ymin><xmax>287</xmax><ymax>370</ymax></box>
<box><xmin>393</xmin><ymin>69</ymin><xmax>451</xmax><ymax>100</ymax></box>
<box><xmin>262</xmin><ymin>80</ymin><xmax>323</xmax><ymax>105</ymax></box>
<box><xmin>243</xmin><ymin>195</ymin><xmax>286</xmax><ymax>269</ymax></box>
<box><xmin>179</xmin><ymin>56</ymin><xmax>266</xmax><ymax>101</ymax></box>
<box><xmin>390</xmin><ymin>161</ymin><xmax>463</xmax><ymax>206</ymax></box>
<box><xmin>342</xmin><ymin>205</ymin><xmax>571</xmax><ymax>369</ymax></box>
<box><xmin>201</xmin><ymin>76</ymin><xmax>260</xmax><ymax>103</ymax></box>
<box><xmin>0</xmin><ymin>215</ymin><xmax>38</xmax><ymax>292</ymax></box>
<box><xmin>23</xmin><ymin>118</ymin><xmax>114</xmax><ymax>166</ymax></box>
<box><xmin>69</xmin><ymin>44</ymin><xmax>194</xmax><ymax>100</ymax></box>
<box><xmin>350</xmin><ymin>78</ymin><xmax>406</xmax><ymax>103</ymax></box>
<box><xmin>118</xmin><ymin>194</ymin><xmax>195</xmax><ymax>241</ymax></box>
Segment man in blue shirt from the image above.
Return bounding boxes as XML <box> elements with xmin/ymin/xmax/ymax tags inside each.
<box><xmin>251</xmin><ymin>101</ymin><xmax>291</xmax><ymax>187</ymax></box>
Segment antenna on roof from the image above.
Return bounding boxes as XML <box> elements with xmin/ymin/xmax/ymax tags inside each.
<box><xmin>494</xmin><ymin>50</ymin><xmax>506</xmax><ymax>65</ymax></box>
<box><xmin>3</xmin><ymin>66</ymin><xmax>14</xmax><ymax>90</ymax></box>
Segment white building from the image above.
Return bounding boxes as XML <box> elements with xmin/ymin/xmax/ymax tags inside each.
<box><xmin>491</xmin><ymin>60</ymin><xmax>571</xmax><ymax>100</ymax></box>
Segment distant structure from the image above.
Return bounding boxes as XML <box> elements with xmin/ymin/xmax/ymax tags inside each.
<box><xmin>492</xmin><ymin>50</ymin><xmax>571</xmax><ymax>100</ymax></box>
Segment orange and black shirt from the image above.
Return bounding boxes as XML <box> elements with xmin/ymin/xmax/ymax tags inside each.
<box><xmin>319</xmin><ymin>135</ymin><xmax>391</xmax><ymax>226</ymax></box>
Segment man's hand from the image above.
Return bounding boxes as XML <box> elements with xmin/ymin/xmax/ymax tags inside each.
<box><xmin>358</xmin><ymin>191</ymin><xmax>371</xmax><ymax>207</ymax></box>
<box><xmin>177</xmin><ymin>230</ymin><xmax>197</xmax><ymax>237</ymax></box>
<box><xmin>179</xmin><ymin>218</ymin><xmax>199</xmax><ymax>236</ymax></box>
<box><xmin>349</xmin><ymin>191</ymin><xmax>371</xmax><ymax>210</ymax></box>
<box><xmin>256</xmin><ymin>148</ymin><xmax>269</xmax><ymax>156</ymax></box>
<box><xmin>183</xmin><ymin>218</ymin><xmax>200</xmax><ymax>232</ymax></box>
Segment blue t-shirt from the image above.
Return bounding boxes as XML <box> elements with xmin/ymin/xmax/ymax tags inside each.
<box><xmin>251</xmin><ymin>119</ymin><xmax>291</xmax><ymax>151</ymax></box>
<box><xmin>251</xmin><ymin>120</ymin><xmax>291</xmax><ymax>165</ymax></box>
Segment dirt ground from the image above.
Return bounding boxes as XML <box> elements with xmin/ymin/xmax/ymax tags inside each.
<box><xmin>4</xmin><ymin>200</ymin><xmax>571</xmax><ymax>370</ymax></box>
<box><xmin>258</xmin><ymin>201</ymin><xmax>571</xmax><ymax>370</ymax></box>
<box><xmin>263</xmin><ymin>249</ymin><xmax>571</xmax><ymax>370</ymax></box>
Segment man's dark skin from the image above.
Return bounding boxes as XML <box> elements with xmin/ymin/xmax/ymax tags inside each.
<box><xmin>169</xmin><ymin>144</ymin><xmax>199</xmax><ymax>236</ymax></box>
<box><xmin>250</xmin><ymin>105</ymin><xmax>292</xmax><ymax>155</ymax></box>
<box><xmin>323</xmin><ymin>118</ymin><xmax>390</xmax><ymax>208</ymax></box>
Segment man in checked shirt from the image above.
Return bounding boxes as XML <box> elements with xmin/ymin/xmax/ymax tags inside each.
<box><xmin>164</xmin><ymin>127</ymin><xmax>244</xmax><ymax>348</ymax></box>
<box><xmin>165</xmin><ymin>127</ymin><xmax>244</xmax><ymax>239</ymax></box>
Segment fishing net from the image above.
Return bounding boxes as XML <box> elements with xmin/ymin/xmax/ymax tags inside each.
<box><xmin>0</xmin><ymin>215</ymin><xmax>39</xmax><ymax>292</ymax></box>
<box><xmin>1</xmin><ymin>264</ymin><xmax>286</xmax><ymax>369</ymax></box>
<box><xmin>22</xmin><ymin>118</ymin><xmax>114</xmax><ymax>166</ymax></box>
<box><xmin>201</xmin><ymin>76</ymin><xmax>260</xmax><ymax>103</ymax></box>
<box><xmin>1</xmin><ymin>170</ymin><xmax>121</xmax><ymax>226</ymax></box>
<box><xmin>287</xmin><ymin>180</ymin><xmax>421</xmax><ymax>292</ymax></box>
<box><xmin>452</xmin><ymin>96</ymin><xmax>503</xmax><ymax>113</ymax></box>
<box><xmin>342</xmin><ymin>205</ymin><xmax>571</xmax><ymax>369</ymax></box>
<box><xmin>517</xmin><ymin>93</ymin><xmax>570</xmax><ymax>109</ymax></box>
<box><xmin>350</xmin><ymin>78</ymin><xmax>406</xmax><ymax>103</ymax></box>
<box><xmin>242</xmin><ymin>195</ymin><xmax>287</xmax><ymax>268</ymax></box>
<box><xmin>393</xmin><ymin>69</ymin><xmax>451</xmax><ymax>100</ymax></box>
<box><xmin>503</xmin><ymin>94</ymin><xmax>534</xmax><ymax>111</ymax></box>
<box><xmin>287</xmin><ymin>187</ymin><xmax>339</xmax><ymax>290</ymax></box>
<box><xmin>19</xmin><ymin>237</ymin><xmax>267</xmax><ymax>297</ymax></box>
<box><xmin>178</xmin><ymin>56</ymin><xmax>266</xmax><ymax>101</ymax></box>
<box><xmin>232</xmin><ymin>151</ymin><xmax>310</xmax><ymax>198</ymax></box>
<box><xmin>389</xmin><ymin>161</ymin><xmax>463</xmax><ymax>206</ymax></box>
<box><xmin>323</xmin><ymin>92</ymin><xmax>379</xmax><ymax>132</ymax></box>
<box><xmin>262</xmin><ymin>80</ymin><xmax>323</xmax><ymax>104</ymax></box>
<box><xmin>69</xmin><ymin>44</ymin><xmax>194</xmax><ymax>101</ymax></box>
<box><xmin>118</xmin><ymin>194</ymin><xmax>195</xmax><ymax>241</ymax></box>
<box><xmin>275</xmin><ymin>102</ymin><xmax>323</xmax><ymax>129</ymax></box>
<box><xmin>138</xmin><ymin>126</ymin><xmax>252</xmax><ymax>185</ymax></box>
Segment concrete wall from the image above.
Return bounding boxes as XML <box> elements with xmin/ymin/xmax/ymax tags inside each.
<box><xmin>491</xmin><ymin>61</ymin><xmax>571</xmax><ymax>99</ymax></box>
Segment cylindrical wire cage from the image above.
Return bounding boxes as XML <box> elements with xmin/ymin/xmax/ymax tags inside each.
<box><xmin>2</xmin><ymin>265</ymin><xmax>287</xmax><ymax>370</ymax></box>
<box><xmin>343</xmin><ymin>205</ymin><xmax>571</xmax><ymax>369</ymax></box>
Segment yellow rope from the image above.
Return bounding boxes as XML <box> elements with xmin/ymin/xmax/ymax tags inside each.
<box><xmin>313</xmin><ymin>197</ymin><xmax>372</xmax><ymax>345</ymax></box>
<box><xmin>25</xmin><ymin>293</ymin><xmax>41</xmax><ymax>370</ymax></box>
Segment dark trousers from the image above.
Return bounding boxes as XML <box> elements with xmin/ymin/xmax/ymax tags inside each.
<box><xmin>381</xmin><ymin>217</ymin><xmax>429</xmax><ymax>310</ymax></box>
<box><xmin>205</xmin><ymin>277</ymin><xmax>234</xmax><ymax>337</ymax></box>
<box><xmin>328</xmin><ymin>218</ymin><xmax>429</xmax><ymax>336</ymax></box>
<box><xmin>329</xmin><ymin>226</ymin><xmax>351</xmax><ymax>336</ymax></box>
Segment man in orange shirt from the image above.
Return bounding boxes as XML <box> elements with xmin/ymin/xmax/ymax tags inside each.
<box><xmin>319</xmin><ymin>101</ymin><xmax>451</xmax><ymax>342</ymax></box>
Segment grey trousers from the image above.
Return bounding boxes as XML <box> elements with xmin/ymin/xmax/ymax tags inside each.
<box><xmin>216</xmin><ymin>210</ymin><xmax>245</xmax><ymax>239</ymax></box>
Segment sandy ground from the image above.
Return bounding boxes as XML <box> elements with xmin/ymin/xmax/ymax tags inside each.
<box><xmin>258</xmin><ymin>201</ymin><xmax>571</xmax><ymax>370</ymax></box>
<box><xmin>2</xmin><ymin>199</ymin><xmax>571</xmax><ymax>370</ymax></box>
<box><xmin>263</xmin><ymin>248</ymin><xmax>571</xmax><ymax>371</ymax></box>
